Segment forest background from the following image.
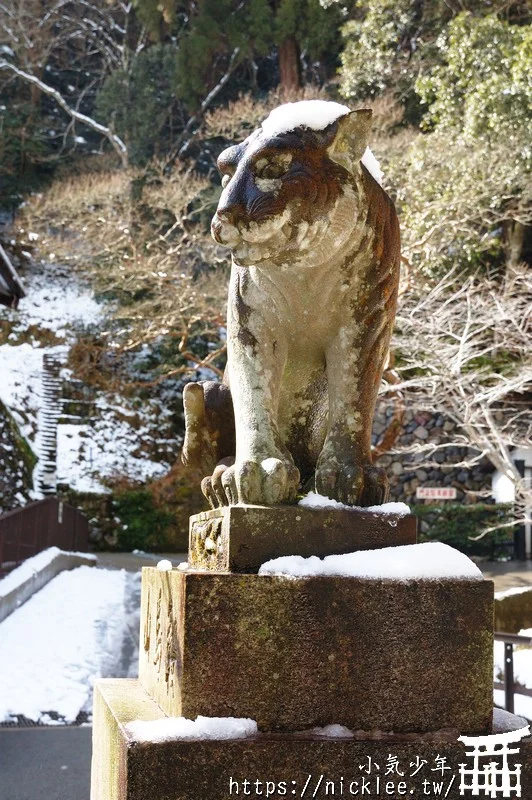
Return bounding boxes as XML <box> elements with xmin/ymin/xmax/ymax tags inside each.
<box><xmin>0</xmin><ymin>0</ymin><xmax>530</xmax><ymax>553</ymax></box>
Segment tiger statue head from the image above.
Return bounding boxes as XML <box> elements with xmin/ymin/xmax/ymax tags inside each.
<box><xmin>211</xmin><ymin>101</ymin><xmax>375</xmax><ymax>268</ymax></box>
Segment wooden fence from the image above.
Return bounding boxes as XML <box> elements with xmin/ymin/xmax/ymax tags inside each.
<box><xmin>0</xmin><ymin>497</ymin><xmax>89</xmax><ymax>575</ymax></box>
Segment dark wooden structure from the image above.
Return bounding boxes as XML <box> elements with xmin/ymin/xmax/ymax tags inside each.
<box><xmin>0</xmin><ymin>242</ymin><xmax>25</xmax><ymax>309</ymax></box>
<box><xmin>0</xmin><ymin>497</ymin><xmax>89</xmax><ymax>575</ymax></box>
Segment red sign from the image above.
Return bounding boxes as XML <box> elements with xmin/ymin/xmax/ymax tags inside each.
<box><xmin>416</xmin><ymin>487</ymin><xmax>457</xmax><ymax>500</ymax></box>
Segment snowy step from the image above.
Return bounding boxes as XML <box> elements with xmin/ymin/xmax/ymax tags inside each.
<box><xmin>35</xmin><ymin>354</ymin><xmax>67</xmax><ymax>496</ymax></box>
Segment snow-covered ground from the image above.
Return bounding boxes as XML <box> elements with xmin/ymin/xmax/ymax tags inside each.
<box><xmin>0</xmin><ymin>565</ymin><xmax>141</xmax><ymax>724</ymax></box>
<box><xmin>0</xmin><ymin>261</ymin><xmax>102</xmax><ymax>446</ymax></box>
<box><xmin>56</xmin><ymin>395</ymin><xmax>173</xmax><ymax>494</ymax></box>
<box><xmin>4</xmin><ymin>260</ymin><xmax>103</xmax><ymax>339</ymax></box>
<box><xmin>0</xmin><ymin>260</ymin><xmax>103</xmax><ymax>494</ymax></box>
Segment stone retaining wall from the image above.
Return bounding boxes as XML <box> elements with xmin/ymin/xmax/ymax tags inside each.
<box><xmin>373</xmin><ymin>402</ymin><xmax>494</xmax><ymax>504</ymax></box>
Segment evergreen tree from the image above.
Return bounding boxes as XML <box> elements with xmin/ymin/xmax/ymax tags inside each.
<box><xmin>134</xmin><ymin>0</ymin><xmax>342</xmax><ymax>101</ymax></box>
<box><xmin>95</xmin><ymin>44</ymin><xmax>178</xmax><ymax>164</ymax></box>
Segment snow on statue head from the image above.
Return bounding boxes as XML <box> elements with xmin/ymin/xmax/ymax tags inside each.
<box><xmin>182</xmin><ymin>99</ymin><xmax>401</xmax><ymax>509</ymax></box>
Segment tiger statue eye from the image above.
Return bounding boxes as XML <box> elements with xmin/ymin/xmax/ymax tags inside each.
<box><xmin>183</xmin><ymin>100</ymin><xmax>400</xmax><ymax>509</ymax></box>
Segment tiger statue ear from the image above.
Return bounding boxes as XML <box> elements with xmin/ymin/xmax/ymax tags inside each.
<box><xmin>327</xmin><ymin>108</ymin><xmax>373</xmax><ymax>173</ymax></box>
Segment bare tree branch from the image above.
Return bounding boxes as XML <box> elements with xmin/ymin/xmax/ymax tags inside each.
<box><xmin>0</xmin><ymin>59</ymin><xmax>128</xmax><ymax>167</ymax></box>
<box><xmin>167</xmin><ymin>47</ymin><xmax>242</xmax><ymax>164</ymax></box>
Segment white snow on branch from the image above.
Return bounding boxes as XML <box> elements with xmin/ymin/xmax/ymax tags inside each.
<box><xmin>259</xmin><ymin>542</ymin><xmax>483</xmax><ymax>581</ymax></box>
<box><xmin>126</xmin><ymin>715</ymin><xmax>258</xmax><ymax>743</ymax></box>
<box><xmin>0</xmin><ymin>60</ymin><xmax>128</xmax><ymax>166</ymax></box>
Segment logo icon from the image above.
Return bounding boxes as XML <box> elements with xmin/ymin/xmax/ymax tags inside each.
<box><xmin>458</xmin><ymin>726</ymin><xmax>530</xmax><ymax>797</ymax></box>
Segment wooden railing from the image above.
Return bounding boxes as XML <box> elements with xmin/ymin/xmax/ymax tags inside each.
<box><xmin>0</xmin><ymin>497</ymin><xmax>89</xmax><ymax>575</ymax></box>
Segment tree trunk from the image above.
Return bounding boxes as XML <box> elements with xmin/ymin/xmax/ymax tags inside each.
<box><xmin>504</xmin><ymin>219</ymin><xmax>526</xmax><ymax>268</ymax></box>
<box><xmin>279</xmin><ymin>36</ymin><xmax>300</xmax><ymax>92</ymax></box>
<box><xmin>29</xmin><ymin>65</ymin><xmax>44</xmax><ymax>111</ymax></box>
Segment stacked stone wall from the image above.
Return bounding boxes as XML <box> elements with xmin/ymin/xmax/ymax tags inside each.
<box><xmin>373</xmin><ymin>402</ymin><xmax>494</xmax><ymax>504</ymax></box>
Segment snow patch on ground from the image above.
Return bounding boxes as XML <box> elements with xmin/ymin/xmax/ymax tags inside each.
<box><xmin>2</xmin><ymin>259</ymin><xmax>175</xmax><ymax>497</ymax></box>
<box><xmin>309</xmin><ymin>724</ymin><xmax>354</xmax><ymax>739</ymax></box>
<box><xmin>0</xmin><ymin>566</ymin><xmax>128</xmax><ymax>724</ymax></box>
<box><xmin>259</xmin><ymin>542</ymin><xmax>483</xmax><ymax>581</ymax></box>
<box><xmin>495</xmin><ymin>586</ymin><xmax>532</xmax><ymax>600</ymax></box>
<box><xmin>494</xmin><ymin>631</ymin><xmax>532</xmax><ymax>688</ymax></box>
<box><xmin>299</xmin><ymin>492</ymin><xmax>410</xmax><ymax>516</ymax></box>
<box><xmin>0</xmin><ymin>261</ymin><xmax>101</xmax><ymax>454</ymax></box>
<box><xmin>0</xmin><ymin>342</ymin><xmax>65</xmax><ymax>446</ymax></box>
<box><xmin>56</xmin><ymin>395</ymin><xmax>172</xmax><ymax>493</ymax></box>
<box><xmin>493</xmin><ymin>627</ymin><xmax>532</xmax><ymax>721</ymax></box>
<box><xmin>494</xmin><ymin>690</ymin><xmax>532</xmax><ymax>723</ymax></box>
<box><xmin>126</xmin><ymin>716</ymin><xmax>258</xmax><ymax>743</ymax></box>
<box><xmin>0</xmin><ymin>546</ymin><xmax>96</xmax><ymax>597</ymax></box>
<box><xmin>8</xmin><ymin>263</ymin><xmax>103</xmax><ymax>337</ymax></box>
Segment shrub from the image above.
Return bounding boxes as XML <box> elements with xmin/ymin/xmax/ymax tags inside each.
<box><xmin>113</xmin><ymin>488</ymin><xmax>174</xmax><ymax>552</ymax></box>
<box><xmin>414</xmin><ymin>502</ymin><xmax>515</xmax><ymax>559</ymax></box>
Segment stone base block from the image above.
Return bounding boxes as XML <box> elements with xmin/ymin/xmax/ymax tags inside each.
<box><xmin>91</xmin><ymin>680</ymin><xmax>532</xmax><ymax>800</ymax></box>
<box><xmin>139</xmin><ymin>568</ymin><xmax>493</xmax><ymax>734</ymax></box>
<box><xmin>189</xmin><ymin>505</ymin><xmax>417</xmax><ymax>572</ymax></box>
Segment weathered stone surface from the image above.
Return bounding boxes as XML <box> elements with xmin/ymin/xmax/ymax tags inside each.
<box><xmin>91</xmin><ymin>679</ymin><xmax>532</xmax><ymax>800</ymax></box>
<box><xmin>139</xmin><ymin>568</ymin><xmax>493</xmax><ymax>734</ymax></box>
<box><xmin>189</xmin><ymin>504</ymin><xmax>417</xmax><ymax>572</ymax></box>
<box><xmin>495</xmin><ymin>587</ymin><xmax>532</xmax><ymax>633</ymax></box>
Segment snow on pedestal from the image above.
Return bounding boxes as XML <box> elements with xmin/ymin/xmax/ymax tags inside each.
<box><xmin>298</xmin><ymin>491</ymin><xmax>410</xmax><ymax>515</ymax></box>
<box><xmin>259</xmin><ymin>541</ymin><xmax>483</xmax><ymax>581</ymax></box>
<box><xmin>126</xmin><ymin>715</ymin><xmax>258</xmax><ymax>744</ymax></box>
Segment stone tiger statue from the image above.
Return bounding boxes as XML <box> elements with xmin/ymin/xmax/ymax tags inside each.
<box><xmin>182</xmin><ymin>100</ymin><xmax>400</xmax><ymax>508</ymax></box>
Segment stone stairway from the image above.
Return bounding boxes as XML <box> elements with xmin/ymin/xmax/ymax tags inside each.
<box><xmin>35</xmin><ymin>354</ymin><xmax>64</xmax><ymax>496</ymax></box>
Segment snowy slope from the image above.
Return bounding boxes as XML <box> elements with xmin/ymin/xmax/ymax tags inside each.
<box><xmin>0</xmin><ymin>566</ymin><xmax>140</xmax><ymax>724</ymax></box>
<box><xmin>0</xmin><ymin>259</ymin><xmax>176</xmax><ymax>499</ymax></box>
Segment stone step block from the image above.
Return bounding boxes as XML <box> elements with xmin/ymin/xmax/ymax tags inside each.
<box><xmin>189</xmin><ymin>504</ymin><xmax>417</xmax><ymax>572</ymax></box>
<box><xmin>139</xmin><ymin>568</ymin><xmax>493</xmax><ymax>734</ymax></box>
<box><xmin>91</xmin><ymin>679</ymin><xmax>532</xmax><ymax>800</ymax></box>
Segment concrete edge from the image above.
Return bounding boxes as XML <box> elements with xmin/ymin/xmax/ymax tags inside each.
<box><xmin>0</xmin><ymin>552</ymin><xmax>97</xmax><ymax>623</ymax></box>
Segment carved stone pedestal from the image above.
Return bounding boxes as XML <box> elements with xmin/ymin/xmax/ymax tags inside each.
<box><xmin>91</xmin><ymin>505</ymin><xmax>507</xmax><ymax>800</ymax></box>
<box><xmin>139</xmin><ymin>567</ymin><xmax>493</xmax><ymax>733</ymax></box>
<box><xmin>189</xmin><ymin>505</ymin><xmax>417</xmax><ymax>572</ymax></box>
<box><xmin>91</xmin><ymin>680</ymin><xmax>532</xmax><ymax>800</ymax></box>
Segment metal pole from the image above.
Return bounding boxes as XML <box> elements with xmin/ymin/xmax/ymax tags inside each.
<box><xmin>504</xmin><ymin>642</ymin><xmax>514</xmax><ymax>714</ymax></box>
